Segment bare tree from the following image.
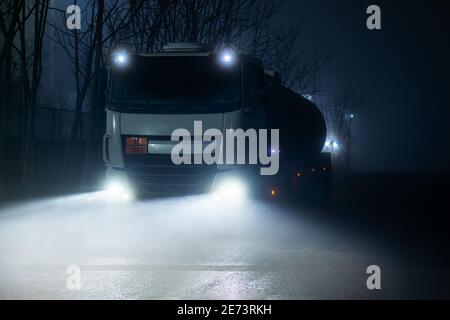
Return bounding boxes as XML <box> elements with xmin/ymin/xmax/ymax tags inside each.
<box><xmin>118</xmin><ymin>0</ymin><xmax>285</xmax><ymax>54</ymax></box>
<box><xmin>82</xmin><ymin>0</ymin><xmax>105</xmax><ymax>182</ymax></box>
<box><xmin>322</xmin><ymin>89</ymin><xmax>363</xmax><ymax>171</ymax></box>
<box><xmin>117</xmin><ymin>0</ymin><xmax>170</xmax><ymax>53</ymax></box>
<box><xmin>50</xmin><ymin>1</ymin><xmax>99</xmax><ymax>152</ymax></box>
<box><xmin>250</xmin><ymin>23</ymin><xmax>331</xmax><ymax>96</ymax></box>
<box><xmin>277</xmin><ymin>46</ymin><xmax>331</xmax><ymax>96</ymax></box>
<box><xmin>15</xmin><ymin>0</ymin><xmax>50</xmax><ymax>183</ymax></box>
<box><xmin>49</xmin><ymin>0</ymin><xmax>139</xmax><ymax>181</ymax></box>
<box><xmin>0</xmin><ymin>0</ymin><xmax>26</xmax><ymax>190</ymax></box>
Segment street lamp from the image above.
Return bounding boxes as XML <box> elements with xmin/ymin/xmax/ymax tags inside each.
<box><xmin>324</xmin><ymin>139</ymin><xmax>339</xmax><ymax>153</ymax></box>
<box><xmin>332</xmin><ymin>142</ymin><xmax>339</xmax><ymax>150</ymax></box>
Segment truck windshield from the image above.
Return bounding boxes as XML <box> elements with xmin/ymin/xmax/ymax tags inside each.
<box><xmin>109</xmin><ymin>55</ymin><xmax>241</xmax><ymax>113</ymax></box>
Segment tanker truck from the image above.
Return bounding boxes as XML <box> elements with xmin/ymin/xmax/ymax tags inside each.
<box><xmin>103</xmin><ymin>43</ymin><xmax>331</xmax><ymax>201</ymax></box>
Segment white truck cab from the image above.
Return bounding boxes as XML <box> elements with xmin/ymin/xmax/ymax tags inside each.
<box><xmin>103</xmin><ymin>43</ymin><xmax>265</xmax><ymax>198</ymax></box>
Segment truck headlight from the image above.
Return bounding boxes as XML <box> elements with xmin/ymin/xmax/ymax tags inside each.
<box><xmin>105</xmin><ymin>180</ymin><xmax>133</xmax><ymax>201</ymax></box>
<box><xmin>214</xmin><ymin>178</ymin><xmax>247</xmax><ymax>201</ymax></box>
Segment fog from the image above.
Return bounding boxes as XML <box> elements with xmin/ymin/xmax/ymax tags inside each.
<box><xmin>0</xmin><ymin>193</ymin><xmax>402</xmax><ymax>299</ymax></box>
<box><xmin>0</xmin><ymin>193</ymin><xmax>328</xmax><ymax>266</ymax></box>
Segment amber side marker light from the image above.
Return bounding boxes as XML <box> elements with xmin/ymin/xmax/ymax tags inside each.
<box><xmin>126</xmin><ymin>137</ymin><xmax>148</xmax><ymax>154</ymax></box>
<box><xmin>271</xmin><ymin>189</ymin><xmax>278</xmax><ymax>197</ymax></box>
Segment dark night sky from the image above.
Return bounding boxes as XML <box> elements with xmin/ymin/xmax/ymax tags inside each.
<box><xmin>279</xmin><ymin>0</ymin><xmax>450</xmax><ymax>172</ymax></box>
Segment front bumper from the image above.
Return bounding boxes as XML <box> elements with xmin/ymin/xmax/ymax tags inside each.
<box><xmin>107</xmin><ymin>154</ymin><xmax>216</xmax><ymax>196</ymax></box>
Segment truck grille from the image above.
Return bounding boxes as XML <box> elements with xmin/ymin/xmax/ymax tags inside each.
<box><xmin>124</xmin><ymin>154</ymin><xmax>216</xmax><ymax>195</ymax></box>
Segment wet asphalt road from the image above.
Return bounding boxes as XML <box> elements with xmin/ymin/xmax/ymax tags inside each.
<box><xmin>0</xmin><ymin>189</ymin><xmax>449</xmax><ymax>300</ymax></box>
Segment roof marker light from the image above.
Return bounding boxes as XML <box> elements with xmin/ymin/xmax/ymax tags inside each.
<box><xmin>219</xmin><ymin>50</ymin><xmax>236</xmax><ymax>66</ymax></box>
<box><xmin>112</xmin><ymin>50</ymin><xmax>130</xmax><ymax>67</ymax></box>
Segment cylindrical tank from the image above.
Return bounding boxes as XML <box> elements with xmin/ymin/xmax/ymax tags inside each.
<box><xmin>265</xmin><ymin>82</ymin><xmax>327</xmax><ymax>160</ymax></box>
